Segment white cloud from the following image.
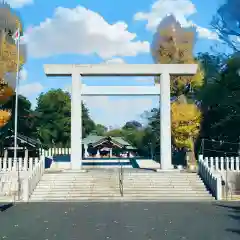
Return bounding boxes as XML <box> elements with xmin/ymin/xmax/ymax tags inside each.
<box><xmin>134</xmin><ymin>0</ymin><xmax>196</xmax><ymax>30</ymax></box>
<box><xmin>24</xmin><ymin>6</ymin><xmax>150</xmax><ymax>59</ymax></box>
<box><xmin>104</xmin><ymin>58</ymin><xmax>125</xmax><ymax>64</ymax></box>
<box><xmin>19</xmin><ymin>68</ymin><xmax>27</xmax><ymax>81</ymax></box>
<box><xmin>194</xmin><ymin>25</ymin><xmax>219</xmax><ymax>40</ymax></box>
<box><xmin>83</xmin><ymin>96</ymin><xmax>157</xmax><ymax>127</ymax></box>
<box><xmin>5</xmin><ymin>0</ymin><xmax>33</xmax><ymax>8</ymax></box>
<box><xmin>19</xmin><ymin>82</ymin><xmax>43</xmax><ymax>97</ymax></box>
<box><xmin>134</xmin><ymin>0</ymin><xmax>219</xmax><ymax>40</ymax></box>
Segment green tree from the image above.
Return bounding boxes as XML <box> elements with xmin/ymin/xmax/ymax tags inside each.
<box><xmin>105</xmin><ymin>129</ymin><xmax>124</xmax><ymax>137</ymax></box>
<box><xmin>82</xmin><ymin>104</ymin><xmax>95</xmax><ymax>137</ymax></box>
<box><xmin>123</xmin><ymin>120</ymin><xmax>142</xmax><ymax>130</ymax></box>
<box><xmin>211</xmin><ymin>0</ymin><xmax>240</xmax><ymax>51</ymax></box>
<box><xmin>141</xmin><ymin>108</ymin><xmax>160</xmax><ymax>159</ymax></box>
<box><xmin>35</xmin><ymin>89</ymin><xmax>95</xmax><ymax>146</ymax></box>
<box><xmin>1</xmin><ymin>94</ymin><xmax>37</xmax><ymax>136</ymax></box>
<box><xmin>93</xmin><ymin>124</ymin><xmax>107</xmax><ymax>136</ymax></box>
<box><xmin>199</xmin><ymin>55</ymin><xmax>240</xmax><ymax>143</ymax></box>
<box><xmin>197</xmin><ymin>53</ymin><xmax>225</xmax><ymax>84</ymax></box>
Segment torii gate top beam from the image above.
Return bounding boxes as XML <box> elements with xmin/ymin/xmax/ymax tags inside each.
<box><xmin>44</xmin><ymin>64</ymin><xmax>198</xmax><ymax>77</ymax></box>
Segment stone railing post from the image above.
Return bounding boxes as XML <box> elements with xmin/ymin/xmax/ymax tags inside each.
<box><xmin>22</xmin><ymin>179</ymin><xmax>29</xmax><ymax>202</ymax></box>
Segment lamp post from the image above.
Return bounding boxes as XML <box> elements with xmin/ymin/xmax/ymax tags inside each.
<box><xmin>12</xmin><ymin>27</ymin><xmax>21</xmax><ymax>201</ymax></box>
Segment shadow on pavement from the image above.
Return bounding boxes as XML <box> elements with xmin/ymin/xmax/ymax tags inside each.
<box><xmin>0</xmin><ymin>203</ymin><xmax>14</xmax><ymax>212</ymax></box>
<box><xmin>214</xmin><ymin>202</ymin><xmax>240</xmax><ymax>236</ymax></box>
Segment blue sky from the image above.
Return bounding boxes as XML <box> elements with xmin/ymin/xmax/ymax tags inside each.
<box><xmin>5</xmin><ymin>0</ymin><xmax>223</xmax><ymax>127</ymax></box>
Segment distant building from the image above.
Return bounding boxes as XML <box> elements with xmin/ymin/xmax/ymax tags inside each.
<box><xmin>82</xmin><ymin>134</ymin><xmax>137</xmax><ymax>158</ymax></box>
<box><xmin>2</xmin><ymin>131</ymin><xmax>47</xmax><ymax>158</ymax></box>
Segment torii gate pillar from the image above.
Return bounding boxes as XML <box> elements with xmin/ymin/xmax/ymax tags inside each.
<box><xmin>71</xmin><ymin>70</ymin><xmax>82</xmax><ymax>169</ymax></box>
<box><xmin>44</xmin><ymin>64</ymin><xmax>197</xmax><ymax>170</ymax></box>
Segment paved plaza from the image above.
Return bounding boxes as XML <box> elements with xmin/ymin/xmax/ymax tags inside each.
<box><xmin>0</xmin><ymin>201</ymin><xmax>239</xmax><ymax>240</ymax></box>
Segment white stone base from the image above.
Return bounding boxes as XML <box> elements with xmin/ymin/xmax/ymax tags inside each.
<box><xmin>63</xmin><ymin>169</ymin><xmax>87</xmax><ymax>173</ymax></box>
<box><xmin>156</xmin><ymin>165</ymin><xmax>178</xmax><ymax>172</ymax></box>
<box><xmin>136</xmin><ymin>159</ymin><xmax>160</xmax><ymax>169</ymax></box>
<box><xmin>50</xmin><ymin>162</ymin><xmax>71</xmax><ymax>170</ymax></box>
<box><xmin>83</xmin><ymin>165</ymin><xmax>132</xmax><ymax>169</ymax></box>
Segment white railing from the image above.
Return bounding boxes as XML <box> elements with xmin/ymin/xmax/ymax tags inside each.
<box><xmin>0</xmin><ymin>157</ymin><xmax>40</xmax><ymax>172</ymax></box>
<box><xmin>203</xmin><ymin>156</ymin><xmax>240</xmax><ymax>172</ymax></box>
<box><xmin>0</xmin><ymin>174</ymin><xmax>18</xmax><ymax>202</ymax></box>
<box><xmin>39</xmin><ymin>148</ymin><xmax>71</xmax><ymax>156</ymax></box>
<box><xmin>198</xmin><ymin>155</ymin><xmax>222</xmax><ymax>200</ymax></box>
<box><xmin>22</xmin><ymin>156</ymin><xmax>45</xmax><ymax>202</ymax></box>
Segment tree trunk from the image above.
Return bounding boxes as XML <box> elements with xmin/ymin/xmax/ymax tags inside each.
<box><xmin>177</xmin><ymin>94</ymin><xmax>187</xmax><ymax>104</ymax></box>
<box><xmin>187</xmin><ymin>137</ymin><xmax>197</xmax><ymax>170</ymax></box>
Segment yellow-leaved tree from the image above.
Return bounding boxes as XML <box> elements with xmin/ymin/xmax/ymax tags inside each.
<box><xmin>171</xmin><ymin>101</ymin><xmax>201</xmax><ymax>165</ymax></box>
<box><xmin>0</xmin><ymin>2</ymin><xmax>26</xmax><ymax>128</ymax></box>
<box><xmin>151</xmin><ymin>15</ymin><xmax>204</xmax><ymax>166</ymax></box>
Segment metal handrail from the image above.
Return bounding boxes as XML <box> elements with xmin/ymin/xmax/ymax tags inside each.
<box><xmin>118</xmin><ymin>158</ymin><xmax>123</xmax><ymax>196</ymax></box>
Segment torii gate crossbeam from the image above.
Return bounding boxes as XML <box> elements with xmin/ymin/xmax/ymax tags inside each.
<box><xmin>44</xmin><ymin>64</ymin><xmax>197</xmax><ymax>170</ymax></box>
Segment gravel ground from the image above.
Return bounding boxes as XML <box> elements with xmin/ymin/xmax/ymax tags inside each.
<box><xmin>0</xmin><ymin>201</ymin><xmax>239</xmax><ymax>240</ymax></box>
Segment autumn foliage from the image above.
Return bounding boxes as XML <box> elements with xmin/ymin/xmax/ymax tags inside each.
<box><xmin>151</xmin><ymin>15</ymin><xmax>204</xmax><ymax>165</ymax></box>
<box><xmin>0</xmin><ymin>3</ymin><xmax>25</xmax><ymax>128</ymax></box>
<box><xmin>171</xmin><ymin>102</ymin><xmax>201</xmax><ymax>149</ymax></box>
<box><xmin>152</xmin><ymin>15</ymin><xmax>204</xmax><ymax>95</ymax></box>
<box><xmin>0</xmin><ymin>109</ymin><xmax>11</xmax><ymax>127</ymax></box>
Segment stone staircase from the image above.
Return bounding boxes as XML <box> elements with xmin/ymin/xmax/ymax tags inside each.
<box><xmin>30</xmin><ymin>169</ymin><xmax>214</xmax><ymax>201</ymax></box>
<box><xmin>30</xmin><ymin>169</ymin><xmax>120</xmax><ymax>201</ymax></box>
<box><xmin>122</xmin><ymin>170</ymin><xmax>214</xmax><ymax>200</ymax></box>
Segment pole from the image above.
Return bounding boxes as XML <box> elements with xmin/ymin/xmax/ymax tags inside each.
<box><xmin>13</xmin><ymin>27</ymin><xmax>20</xmax><ymax>201</ymax></box>
<box><xmin>202</xmin><ymin>139</ymin><xmax>204</xmax><ymax>157</ymax></box>
<box><xmin>238</xmin><ymin>136</ymin><xmax>240</xmax><ymax>156</ymax></box>
<box><xmin>150</xmin><ymin>142</ymin><xmax>153</xmax><ymax>160</ymax></box>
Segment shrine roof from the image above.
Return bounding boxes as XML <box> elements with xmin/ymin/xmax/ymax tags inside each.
<box><xmin>82</xmin><ymin>134</ymin><xmax>136</xmax><ymax>149</ymax></box>
<box><xmin>4</xmin><ymin>130</ymin><xmax>47</xmax><ymax>149</ymax></box>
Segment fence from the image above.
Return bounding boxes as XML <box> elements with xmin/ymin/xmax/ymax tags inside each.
<box><xmin>199</xmin><ymin>155</ymin><xmax>240</xmax><ymax>200</ymax></box>
<box><xmin>198</xmin><ymin>155</ymin><xmax>222</xmax><ymax>200</ymax></box>
<box><xmin>0</xmin><ymin>174</ymin><xmax>18</xmax><ymax>202</ymax></box>
<box><xmin>39</xmin><ymin>148</ymin><xmax>71</xmax><ymax>156</ymax></box>
<box><xmin>23</xmin><ymin>156</ymin><xmax>45</xmax><ymax>201</ymax></box>
<box><xmin>0</xmin><ymin>156</ymin><xmax>45</xmax><ymax>202</ymax></box>
<box><xmin>203</xmin><ymin>156</ymin><xmax>240</xmax><ymax>172</ymax></box>
<box><xmin>0</xmin><ymin>157</ymin><xmax>40</xmax><ymax>172</ymax></box>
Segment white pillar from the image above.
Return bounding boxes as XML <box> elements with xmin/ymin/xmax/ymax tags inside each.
<box><xmin>24</xmin><ymin>148</ymin><xmax>28</xmax><ymax>160</ymax></box>
<box><xmin>160</xmin><ymin>72</ymin><xmax>172</xmax><ymax>170</ymax></box>
<box><xmin>71</xmin><ymin>71</ymin><xmax>82</xmax><ymax>169</ymax></box>
<box><xmin>4</xmin><ymin>149</ymin><xmax>8</xmax><ymax>159</ymax></box>
<box><xmin>110</xmin><ymin>148</ymin><xmax>112</xmax><ymax>157</ymax></box>
<box><xmin>96</xmin><ymin>150</ymin><xmax>100</xmax><ymax>158</ymax></box>
<box><xmin>84</xmin><ymin>144</ymin><xmax>88</xmax><ymax>158</ymax></box>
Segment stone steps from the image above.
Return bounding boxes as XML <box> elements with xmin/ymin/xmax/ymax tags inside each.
<box><xmin>32</xmin><ymin>192</ymin><xmax>210</xmax><ymax>196</ymax></box>
<box><xmin>30</xmin><ymin>196</ymin><xmax>214</xmax><ymax>201</ymax></box>
<box><xmin>34</xmin><ymin>186</ymin><xmax>206</xmax><ymax>190</ymax></box>
<box><xmin>38</xmin><ymin>174</ymin><xmax>202</xmax><ymax>180</ymax></box>
<box><xmin>30</xmin><ymin>170</ymin><xmax>214</xmax><ymax>201</ymax></box>
<box><xmin>32</xmin><ymin>189</ymin><xmax>210</xmax><ymax>194</ymax></box>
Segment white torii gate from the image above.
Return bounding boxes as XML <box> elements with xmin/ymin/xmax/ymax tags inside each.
<box><xmin>44</xmin><ymin>64</ymin><xmax>197</xmax><ymax>170</ymax></box>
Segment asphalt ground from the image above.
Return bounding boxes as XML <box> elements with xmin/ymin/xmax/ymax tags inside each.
<box><xmin>0</xmin><ymin>201</ymin><xmax>239</xmax><ymax>240</ymax></box>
